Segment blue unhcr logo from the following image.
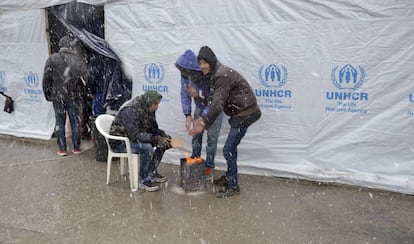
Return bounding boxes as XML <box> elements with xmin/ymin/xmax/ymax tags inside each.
<box><xmin>258</xmin><ymin>64</ymin><xmax>288</xmax><ymax>88</ymax></box>
<box><xmin>144</xmin><ymin>63</ymin><xmax>164</xmax><ymax>84</ymax></box>
<box><xmin>142</xmin><ymin>63</ymin><xmax>168</xmax><ymax>93</ymax></box>
<box><xmin>325</xmin><ymin>64</ymin><xmax>368</xmax><ymax>113</ymax></box>
<box><xmin>256</xmin><ymin>64</ymin><xmax>292</xmax><ymax>110</ymax></box>
<box><xmin>331</xmin><ymin>64</ymin><xmax>365</xmax><ymax>90</ymax></box>
<box><xmin>24</xmin><ymin>71</ymin><xmax>42</xmax><ymax>98</ymax></box>
<box><xmin>25</xmin><ymin>71</ymin><xmax>39</xmax><ymax>87</ymax></box>
<box><xmin>408</xmin><ymin>94</ymin><xmax>414</xmax><ymax>117</ymax></box>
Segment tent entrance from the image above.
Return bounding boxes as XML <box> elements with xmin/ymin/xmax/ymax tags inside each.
<box><xmin>45</xmin><ymin>2</ymin><xmax>104</xmax><ymax>56</ymax></box>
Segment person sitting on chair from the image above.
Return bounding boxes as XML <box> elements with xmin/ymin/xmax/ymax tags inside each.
<box><xmin>109</xmin><ymin>90</ymin><xmax>172</xmax><ymax>192</ymax></box>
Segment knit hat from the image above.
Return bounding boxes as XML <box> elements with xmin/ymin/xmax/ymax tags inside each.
<box><xmin>143</xmin><ymin>90</ymin><xmax>162</xmax><ymax>106</ymax></box>
<box><xmin>197</xmin><ymin>46</ymin><xmax>218</xmax><ymax>72</ymax></box>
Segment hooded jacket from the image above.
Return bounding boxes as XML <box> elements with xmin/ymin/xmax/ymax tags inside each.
<box><xmin>109</xmin><ymin>91</ymin><xmax>167</xmax><ymax>148</ymax></box>
<box><xmin>175</xmin><ymin>49</ymin><xmax>210</xmax><ymax>117</ymax></box>
<box><xmin>198</xmin><ymin>46</ymin><xmax>260</xmax><ymax>129</ymax></box>
<box><xmin>42</xmin><ymin>36</ymin><xmax>88</xmax><ymax>103</ymax></box>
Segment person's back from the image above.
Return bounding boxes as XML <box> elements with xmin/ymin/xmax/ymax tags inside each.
<box><xmin>106</xmin><ymin>61</ymin><xmax>132</xmax><ymax>112</ymax></box>
<box><xmin>43</xmin><ymin>36</ymin><xmax>87</xmax><ymax>103</ymax></box>
<box><xmin>88</xmin><ymin>54</ymin><xmax>110</xmax><ymax>115</ymax></box>
<box><xmin>42</xmin><ymin>35</ymin><xmax>88</xmax><ymax>156</ymax></box>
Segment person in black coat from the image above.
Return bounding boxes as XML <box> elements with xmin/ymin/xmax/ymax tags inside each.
<box><xmin>109</xmin><ymin>91</ymin><xmax>172</xmax><ymax>192</ymax></box>
<box><xmin>190</xmin><ymin>46</ymin><xmax>261</xmax><ymax>198</ymax></box>
<box><xmin>42</xmin><ymin>35</ymin><xmax>88</xmax><ymax>156</ymax></box>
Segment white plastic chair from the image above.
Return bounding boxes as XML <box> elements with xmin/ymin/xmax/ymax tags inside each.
<box><xmin>95</xmin><ymin>114</ymin><xmax>139</xmax><ymax>192</ymax></box>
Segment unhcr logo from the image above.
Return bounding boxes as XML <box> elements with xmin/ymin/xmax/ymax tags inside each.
<box><xmin>258</xmin><ymin>64</ymin><xmax>287</xmax><ymax>88</ymax></box>
<box><xmin>256</xmin><ymin>64</ymin><xmax>291</xmax><ymax>98</ymax></box>
<box><xmin>327</xmin><ymin>64</ymin><xmax>368</xmax><ymax>101</ymax></box>
<box><xmin>408</xmin><ymin>94</ymin><xmax>414</xmax><ymax>117</ymax></box>
<box><xmin>143</xmin><ymin>63</ymin><xmax>168</xmax><ymax>93</ymax></box>
<box><xmin>24</xmin><ymin>71</ymin><xmax>42</xmax><ymax>97</ymax></box>
<box><xmin>144</xmin><ymin>63</ymin><xmax>164</xmax><ymax>84</ymax></box>
<box><xmin>25</xmin><ymin>71</ymin><xmax>39</xmax><ymax>87</ymax></box>
<box><xmin>331</xmin><ymin>64</ymin><xmax>365</xmax><ymax>90</ymax></box>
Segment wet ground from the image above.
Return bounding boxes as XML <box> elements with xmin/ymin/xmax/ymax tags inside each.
<box><xmin>0</xmin><ymin>136</ymin><xmax>413</xmax><ymax>244</ymax></box>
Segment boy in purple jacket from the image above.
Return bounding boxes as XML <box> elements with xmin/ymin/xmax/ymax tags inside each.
<box><xmin>175</xmin><ymin>50</ymin><xmax>223</xmax><ymax>180</ymax></box>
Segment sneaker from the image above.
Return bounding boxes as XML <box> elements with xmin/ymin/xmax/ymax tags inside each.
<box><xmin>213</xmin><ymin>175</ymin><xmax>228</xmax><ymax>186</ymax></box>
<box><xmin>72</xmin><ymin>149</ymin><xmax>81</xmax><ymax>155</ymax></box>
<box><xmin>216</xmin><ymin>186</ymin><xmax>240</xmax><ymax>198</ymax></box>
<box><xmin>205</xmin><ymin>167</ymin><xmax>214</xmax><ymax>181</ymax></box>
<box><xmin>152</xmin><ymin>172</ymin><xmax>168</xmax><ymax>183</ymax></box>
<box><xmin>57</xmin><ymin>150</ymin><xmax>67</xmax><ymax>156</ymax></box>
<box><xmin>138</xmin><ymin>181</ymin><xmax>160</xmax><ymax>192</ymax></box>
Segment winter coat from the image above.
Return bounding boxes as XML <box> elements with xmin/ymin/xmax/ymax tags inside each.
<box><xmin>87</xmin><ymin>54</ymin><xmax>114</xmax><ymax>96</ymax></box>
<box><xmin>176</xmin><ymin>50</ymin><xmax>210</xmax><ymax>117</ymax></box>
<box><xmin>106</xmin><ymin>61</ymin><xmax>132</xmax><ymax>111</ymax></box>
<box><xmin>203</xmin><ymin>62</ymin><xmax>261</xmax><ymax>128</ymax></box>
<box><xmin>42</xmin><ymin>48</ymin><xmax>88</xmax><ymax>103</ymax></box>
<box><xmin>109</xmin><ymin>95</ymin><xmax>167</xmax><ymax>148</ymax></box>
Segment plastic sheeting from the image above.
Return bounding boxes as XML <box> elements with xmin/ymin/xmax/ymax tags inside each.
<box><xmin>0</xmin><ymin>0</ymin><xmax>413</xmax><ymax>194</ymax></box>
<box><xmin>0</xmin><ymin>0</ymin><xmax>111</xmax><ymax>10</ymax></box>
<box><xmin>48</xmin><ymin>3</ymin><xmax>119</xmax><ymax>59</ymax></box>
<box><xmin>0</xmin><ymin>9</ymin><xmax>55</xmax><ymax>139</ymax></box>
<box><xmin>104</xmin><ymin>0</ymin><xmax>414</xmax><ymax>194</ymax></box>
<box><xmin>0</xmin><ymin>1</ymin><xmax>123</xmax><ymax>139</ymax></box>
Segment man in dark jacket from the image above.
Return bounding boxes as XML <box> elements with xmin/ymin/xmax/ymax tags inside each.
<box><xmin>189</xmin><ymin>46</ymin><xmax>261</xmax><ymax>197</ymax></box>
<box><xmin>87</xmin><ymin>52</ymin><xmax>113</xmax><ymax>115</ymax></box>
<box><xmin>106</xmin><ymin>61</ymin><xmax>133</xmax><ymax>113</ymax></box>
<box><xmin>88</xmin><ymin>54</ymin><xmax>132</xmax><ymax>115</ymax></box>
<box><xmin>109</xmin><ymin>90</ymin><xmax>172</xmax><ymax>192</ymax></box>
<box><xmin>42</xmin><ymin>35</ymin><xmax>88</xmax><ymax>156</ymax></box>
<box><xmin>175</xmin><ymin>49</ymin><xmax>223</xmax><ymax>181</ymax></box>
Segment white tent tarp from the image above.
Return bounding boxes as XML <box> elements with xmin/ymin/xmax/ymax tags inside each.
<box><xmin>104</xmin><ymin>0</ymin><xmax>414</xmax><ymax>194</ymax></box>
<box><xmin>0</xmin><ymin>0</ymin><xmax>413</xmax><ymax>194</ymax></box>
<box><xmin>0</xmin><ymin>8</ymin><xmax>54</xmax><ymax>139</ymax></box>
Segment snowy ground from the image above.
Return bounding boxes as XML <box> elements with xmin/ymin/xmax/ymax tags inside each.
<box><xmin>0</xmin><ymin>135</ymin><xmax>413</xmax><ymax>243</ymax></box>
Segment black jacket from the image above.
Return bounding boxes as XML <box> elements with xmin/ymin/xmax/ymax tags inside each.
<box><xmin>203</xmin><ymin>62</ymin><xmax>260</xmax><ymax>128</ymax></box>
<box><xmin>42</xmin><ymin>48</ymin><xmax>88</xmax><ymax>103</ymax></box>
<box><xmin>109</xmin><ymin>95</ymin><xmax>167</xmax><ymax>148</ymax></box>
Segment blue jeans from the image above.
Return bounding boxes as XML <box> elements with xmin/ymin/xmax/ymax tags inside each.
<box><xmin>223</xmin><ymin>127</ymin><xmax>248</xmax><ymax>188</ymax></box>
<box><xmin>192</xmin><ymin>107</ymin><xmax>223</xmax><ymax>168</ymax></box>
<box><xmin>53</xmin><ymin>100</ymin><xmax>80</xmax><ymax>151</ymax></box>
<box><xmin>112</xmin><ymin>142</ymin><xmax>165</xmax><ymax>182</ymax></box>
<box><xmin>92</xmin><ymin>92</ymin><xmax>106</xmax><ymax>115</ymax></box>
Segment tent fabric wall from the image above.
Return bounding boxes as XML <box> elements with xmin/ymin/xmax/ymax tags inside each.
<box><xmin>0</xmin><ymin>1</ymin><xmax>120</xmax><ymax>139</ymax></box>
<box><xmin>0</xmin><ymin>8</ymin><xmax>55</xmax><ymax>139</ymax></box>
<box><xmin>0</xmin><ymin>0</ymin><xmax>413</xmax><ymax>194</ymax></box>
<box><xmin>0</xmin><ymin>0</ymin><xmax>108</xmax><ymax>10</ymax></box>
<box><xmin>104</xmin><ymin>0</ymin><xmax>414</xmax><ymax>194</ymax></box>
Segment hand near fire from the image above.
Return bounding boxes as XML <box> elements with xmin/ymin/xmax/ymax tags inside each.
<box><xmin>188</xmin><ymin>117</ymin><xmax>205</xmax><ymax>136</ymax></box>
<box><xmin>185</xmin><ymin>115</ymin><xmax>193</xmax><ymax>131</ymax></box>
